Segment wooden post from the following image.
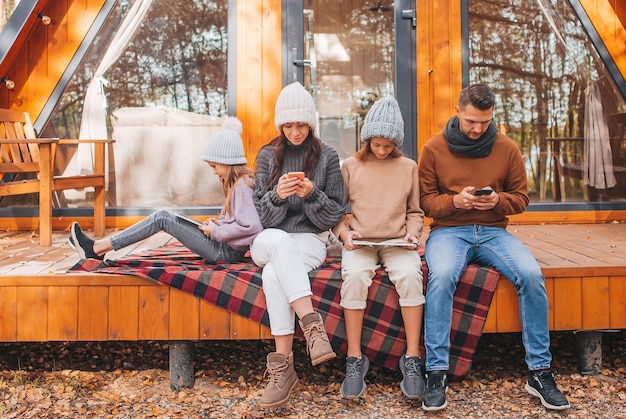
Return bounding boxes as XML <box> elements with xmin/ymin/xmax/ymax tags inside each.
<box><xmin>169</xmin><ymin>340</ymin><xmax>195</xmax><ymax>391</ymax></box>
<box><xmin>577</xmin><ymin>330</ymin><xmax>602</xmax><ymax>375</ymax></box>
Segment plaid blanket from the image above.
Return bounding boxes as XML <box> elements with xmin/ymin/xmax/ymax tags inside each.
<box><xmin>69</xmin><ymin>243</ymin><xmax>500</xmax><ymax>384</ymax></box>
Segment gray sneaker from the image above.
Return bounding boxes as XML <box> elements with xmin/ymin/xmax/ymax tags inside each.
<box><xmin>399</xmin><ymin>354</ymin><xmax>424</xmax><ymax>399</ymax></box>
<box><xmin>340</xmin><ymin>355</ymin><xmax>370</xmax><ymax>399</ymax></box>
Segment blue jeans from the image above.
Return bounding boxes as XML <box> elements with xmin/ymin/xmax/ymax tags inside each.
<box><xmin>424</xmin><ymin>225</ymin><xmax>552</xmax><ymax>371</ymax></box>
<box><xmin>110</xmin><ymin>209</ymin><xmax>245</xmax><ymax>263</ymax></box>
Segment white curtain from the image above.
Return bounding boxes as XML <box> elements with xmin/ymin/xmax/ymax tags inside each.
<box><xmin>584</xmin><ymin>81</ymin><xmax>617</xmax><ymax>189</ymax></box>
<box><xmin>68</xmin><ymin>0</ymin><xmax>155</xmax><ymax>177</ymax></box>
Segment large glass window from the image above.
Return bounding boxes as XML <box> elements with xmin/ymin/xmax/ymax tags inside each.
<box><xmin>468</xmin><ymin>0</ymin><xmax>626</xmax><ymax>203</ymax></box>
<box><xmin>44</xmin><ymin>0</ymin><xmax>229</xmax><ymax>209</ymax></box>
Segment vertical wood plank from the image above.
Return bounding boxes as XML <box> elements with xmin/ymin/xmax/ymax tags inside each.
<box><xmin>169</xmin><ymin>289</ymin><xmax>200</xmax><ymax>340</ymax></box>
<box><xmin>609</xmin><ymin>276</ymin><xmax>626</xmax><ymax>329</ymax></box>
<box><xmin>108</xmin><ymin>286</ymin><xmax>139</xmax><ymax>340</ymax></box>
<box><xmin>230</xmin><ymin>313</ymin><xmax>262</xmax><ymax>339</ymax></box>
<box><xmin>138</xmin><ymin>286</ymin><xmax>169</xmax><ymax>340</ymax></box>
<box><xmin>47</xmin><ymin>286</ymin><xmax>78</xmax><ymax>340</ymax></box>
<box><xmin>0</xmin><ymin>287</ymin><xmax>17</xmax><ymax>341</ymax></box>
<box><xmin>581</xmin><ymin>276</ymin><xmax>610</xmax><ymax>330</ymax></box>
<box><xmin>17</xmin><ymin>286</ymin><xmax>48</xmax><ymax>341</ymax></box>
<box><xmin>77</xmin><ymin>286</ymin><xmax>109</xmax><ymax>340</ymax></box>
<box><xmin>494</xmin><ymin>280</ymin><xmax>521</xmax><ymax>332</ymax></box>
<box><xmin>200</xmin><ymin>301</ymin><xmax>231</xmax><ymax>339</ymax></box>
<box><xmin>553</xmin><ymin>277</ymin><xmax>582</xmax><ymax>330</ymax></box>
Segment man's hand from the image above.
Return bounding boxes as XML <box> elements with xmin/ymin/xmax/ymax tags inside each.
<box><xmin>453</xmin><ymin>186</ymin><xmax>498</xmax><ymax>210</ymax></box>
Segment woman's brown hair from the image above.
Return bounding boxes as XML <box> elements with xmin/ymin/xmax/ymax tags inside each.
<box><xmin>261</xmin><ymin>130</ymin><xmax>321</xmax><ymax>193</ymax></box>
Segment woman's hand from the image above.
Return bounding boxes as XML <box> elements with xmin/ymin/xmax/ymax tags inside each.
<box><xmin>276</xmin><ymin>173</ymin><xmax>312</xmax><ymax>199</ymax></box>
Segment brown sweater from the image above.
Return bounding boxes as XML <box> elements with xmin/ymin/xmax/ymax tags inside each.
<box><xmin>418</xmin><ymin>132</ymin><xmax>529</xmax><ymax>231</ymax></box>
<box><xmin>335</xmin><ymin>153</ymin><xmax>424</xmax><ymax>240</ymax></box>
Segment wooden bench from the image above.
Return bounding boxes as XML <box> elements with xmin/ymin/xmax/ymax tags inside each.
<box><xmin>0</xmin><ymin>109</ymin><xmax>112</xmax><ymax>246</ymax></box>
<box><xmin>0</xmin><ymin>224</ymin><xmax>624</xmax><ymax>390</ymax></box>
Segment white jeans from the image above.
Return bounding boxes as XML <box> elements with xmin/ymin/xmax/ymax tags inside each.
<box><xmin>250</xmin><ymin>228</ymin><xmax>328</xmax><ymax>336</ymax></box>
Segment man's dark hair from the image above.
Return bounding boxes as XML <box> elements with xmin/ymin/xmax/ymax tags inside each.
<box><xmin>458</xmin><ymin>83</ymin><xmax>496</xmax><ymax>110</ymax></box>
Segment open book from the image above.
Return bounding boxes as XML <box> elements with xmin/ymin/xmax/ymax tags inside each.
<box><xmin>175</xmin><ymin>213</ymin><xmax>203</xmax><ymax>226</ymax></box>
<box><xmin>352</xmin><ymin>239</ymin><xmax>418</xmax><ymax>248</ymax></box>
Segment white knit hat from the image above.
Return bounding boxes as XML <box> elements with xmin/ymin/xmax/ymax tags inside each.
<box><xmin>274</xmin><ymin>82</ymin><xmax>317</xmax><ymax>131</ymax></box>
<box><xmin>202</xmin><ymin>117</ymin><xmax>247</xmax><ymax>165</ymax></box>
<box><xmin>360</xmin><ymin>97</ymin><xmax>404</xmax><ymax>146</ymax></box>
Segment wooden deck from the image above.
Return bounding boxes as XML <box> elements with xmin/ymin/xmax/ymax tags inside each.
<box><xmin>0</xmin><ymin>223</ymin><xmax>624</xmax><ymax>344</ymax></box>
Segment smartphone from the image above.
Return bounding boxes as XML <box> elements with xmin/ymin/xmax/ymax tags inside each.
<box><xmin>287</xmin><ymin>171</ymin><xmax>305</xmax><ymax>180</ymax></box>
<box><xmin>474</xmin><ymin>188</ymin><xmax>493</xmax><ymax>196</ymax></box>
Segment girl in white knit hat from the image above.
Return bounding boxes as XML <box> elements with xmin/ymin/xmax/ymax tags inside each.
<box><xmin>68</xmin><ymin>117</ymin><xmax>262</xmax><ymax>263</ymax></box>
<box><xmin>251</xmin><ymin>82</ymin><xmax>346</xmax><ymax>408</ymax></box>
<box><xmin>333</xmin><ymin>96</ymin><xmax>425</xmax><ymax>401</ymax></box>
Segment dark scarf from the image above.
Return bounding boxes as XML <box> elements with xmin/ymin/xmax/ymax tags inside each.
<box><xmin>444</xmin><ymin>116</ymin><xmax>498</xmax><ymax>158</ymax></box>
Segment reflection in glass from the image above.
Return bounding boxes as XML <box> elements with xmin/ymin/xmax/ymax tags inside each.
<box><xmin>0</xmin><ymin>0</ymin><xmax>22</xmax><ymax>32</ymax></box>
<box><xmin>468</xmin><ymin>0</ymin><xmax>626</xmax><ymax>203</ymax></box>
<box><xmin>39</xmin><ymin>0</ymin><xmax>229</xmax><ymax>209</ymax></box>
<box><xmin>302</xmin><ymin>0</ymin><xmax>395</xmax><ymax>160</ymax></box>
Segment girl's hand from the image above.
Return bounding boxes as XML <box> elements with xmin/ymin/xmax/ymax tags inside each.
<box><xmin>403</xmin><ymin>233</ymin><xmax>420</xmax><ymax>249</ymax></box>
<box><xmin>199</xmin><ymin>220</ymin><xmax>216</xmax><ymax>237</ymax></box>
<box><xmin>340</xmin><ymin>230</ymin><xmax>362</xmax><ymax>251</ymax></box>
<box><xmin>276</xmin><ymin>174</ymin><xmax>302</xmax><ymax>199</ymax></box>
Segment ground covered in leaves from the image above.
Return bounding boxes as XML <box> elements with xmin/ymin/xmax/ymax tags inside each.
<box><xmin>0</xmin><ymin>330</ymin><xmax>624</xmax><ymax>418</ymax></box>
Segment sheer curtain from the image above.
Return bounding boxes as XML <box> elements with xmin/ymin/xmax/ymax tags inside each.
<box><xmin>584</xmin><ymin>81</ymin><xmax>617</xmax><ymax>189</ymax></box>
<box><xmin>67</xmin><ymin>0</ymin><xmax>155</xmax><ymax>179</ymax></box>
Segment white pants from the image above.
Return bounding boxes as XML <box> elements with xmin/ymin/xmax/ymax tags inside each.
<box><xmin>250</xmin><ymin>228</ymin><xmax>328</xmax><ymax>335</ymax></box>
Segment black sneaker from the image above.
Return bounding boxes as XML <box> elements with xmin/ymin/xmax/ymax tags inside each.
<box><xmin>422</xmin><ymin>371</ymin><xmax>448</xmax><ymax>411</ymax></box>
<box><xmin>525</xmin><ymin>370</ymin><xmax>570</xmax><ymax>410</ymax></box>
<box><xmin>69</xmin><ymin>222</ymin><xmax>103</xmax><ymax>260</ymax></box>
<box><xmin>399</xmin><ymin>354</ymin><xmax>424</xmax><ymax>399</ymax></box>
<box><xmin>341</xmin><ymin>355</ymin><xmax>369</xmax><ymax>399</ymax></box>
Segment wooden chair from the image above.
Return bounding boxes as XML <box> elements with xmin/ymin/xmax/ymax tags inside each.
<box><xmin>0</xmin><ymin>108</ymin><xmax>112</xmax><ymax>246</ymax></box>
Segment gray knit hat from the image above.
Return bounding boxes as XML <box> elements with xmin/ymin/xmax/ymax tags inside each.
<box><xmin>202</xmin><ymin>117</ymin><xmax>247</xmax><ymax>165</ymax></box>
<box><xmin>274</xmin><ymin>82</ymin><xmax>317</xmax><ymax>131</ymax></box>
<box><xmin>360</xmin><ymin>96</ymin><xmax>404</xmax><ymax>146</ymax></box>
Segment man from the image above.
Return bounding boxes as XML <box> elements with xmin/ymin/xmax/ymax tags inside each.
<box><xmin>418</xmin><ymin>83</ymin><xmax>570</xmax><ymax>412</ymax></box>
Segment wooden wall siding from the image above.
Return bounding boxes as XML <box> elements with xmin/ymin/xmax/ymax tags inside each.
<box><xmin>474</xmin><ymin>274</ymin><xmax>625</xmax><ymax>333</ymax></box>
<box><xmin>0</xmin><ymin>0</ymin><xmax>106</xmax><ymax>120</ymax></box>
<box><xmin>0</xmin><ymin>277</ymin><xmax>273</xmax><ymax>342</ymax></box>
<box><xmin>0</xmin><ymin>273</ymin><xmax>623</xmax><ymax>342</ymax></box>
<box><xmin>415</xmin><ymin>0</ymin><xmax>463</xmax><ymax>155</ymax></box>
<box><xmin>579</xmin><ymin>0</ymin><xmax>626</xmax><ymax>87</ymax></box>
<box><xmin>236</xmin><ymin>0</ymin><xmax>283</xmax><ymax>162</ymax></box>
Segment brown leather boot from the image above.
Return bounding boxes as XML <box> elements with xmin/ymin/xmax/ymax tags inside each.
<box><xmin>299</xmin><ymin>311</ymin><xmax>336</xmax><ymax>366</ymax></box>
<box><xmin>259</xmin><ymin>352</ymin><xmax>299</xmax><ymax>408</ymax></box>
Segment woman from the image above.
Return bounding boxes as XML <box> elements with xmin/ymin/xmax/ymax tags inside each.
<box><xmin>69</xmin><ymin>117</ymin><xmax>262</xmax><ymax>264</ymax></box>
<box><xmin>251</xmin><ymin>82</ymin><xmax>346</xmax><ymax>408</ymax></box>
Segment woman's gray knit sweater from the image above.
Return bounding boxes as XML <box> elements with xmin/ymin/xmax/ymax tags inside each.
<box><xmin>254</xmin><ymin>140</ymin><xmax>346</xmax><ymax>234</ymax></box>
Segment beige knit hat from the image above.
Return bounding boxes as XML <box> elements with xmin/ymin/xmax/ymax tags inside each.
<box><xmin>274</xmin><ymin>82</ymin><xmax>317</xmax><ymax>131</ymax></box>
<box><xmin>202</xmin><ymin>117</ymin><xmax>247</xmax><ymax>165</ymax></box>
<box><xmin>360</xmin><ymin>96</ymin><xmax>404</xmax><ymax>146</ymax></box>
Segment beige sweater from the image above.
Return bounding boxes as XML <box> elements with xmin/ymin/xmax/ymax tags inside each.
<box><xmin>334</xmin><ymin>153</ymin><xmax>424</xmax><ymax>241</ymax></box>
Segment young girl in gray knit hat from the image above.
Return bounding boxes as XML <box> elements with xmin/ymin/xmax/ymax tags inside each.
<box><xmin>68</xmin><ymin>117</ymin><xmax>262</xmax><ymax>263</ymax></box>
<box><xmin>333</xmin><ymin>96</ymin><xmax>426</xmax><ymax>401</ymax></box>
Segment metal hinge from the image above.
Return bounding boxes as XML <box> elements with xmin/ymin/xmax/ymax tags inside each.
<box><xmin>402</xmin><ymin>9</ymin><xmax>416</xmax><ymax>28</ymax></box>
